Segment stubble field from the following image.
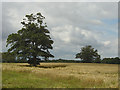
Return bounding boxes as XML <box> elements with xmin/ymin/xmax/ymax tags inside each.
<box><xmin>2</xmin><ymin>63</ymin><xmax>118</xmax><ymax>88</ymax></box>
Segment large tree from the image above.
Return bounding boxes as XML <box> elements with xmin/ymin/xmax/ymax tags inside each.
<box><xmin>6</xmin><ymin>12</ymin><xmax>54</xmax><ymax>66</ymax></box>
<box><xmin>75</xmin><ymin>45</ymin><xmax>101</xmax><ymax>63</ymax></box>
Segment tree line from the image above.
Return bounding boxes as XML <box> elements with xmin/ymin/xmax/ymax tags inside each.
<box><xmin>1</xmin><ymin>51</ymin><xmax>120</xmax><ymax>64</ymax></box>
<box><xmin>2</xmin><ymin>12</ymin><xmax>120</xmax><ymax>66</ymax></box>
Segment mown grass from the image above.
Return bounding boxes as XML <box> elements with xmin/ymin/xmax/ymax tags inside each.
<box><xmin>2</xmin><ymin>63</ymin><xmax>118</xmax><ymax>88</ymax></box>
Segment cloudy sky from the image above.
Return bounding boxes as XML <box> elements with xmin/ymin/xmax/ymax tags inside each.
<box><xmin>1</xmin><ymin>2</ymin><xmax>118</xmax><ymax>59</ymax></box>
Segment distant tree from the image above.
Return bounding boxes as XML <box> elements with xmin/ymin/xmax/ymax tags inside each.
<box><xmin>6</xmin><ymin>12</ymin><xmax>54</xmax><ymax>66</ymax></box>
<box><xmin>2</xmin><ymin>52</ymin><xmax>16</xmax><ymax>63</ymax></box>
<box><xmin>76</xmin><ymin>45</ymin><xmax>101</xmax><ymax>63</ymax></box>
<box><xmin>0</xmin><ymin>52</ymin><xmax>1</xmax><ymax>62</ymax></box>
<box><xmin>101</xmin><ymin>57</ymin><xmax>120</xmax><ymax>64</ymax></box>
<box><xmin>114</xmin><ymin>57</ymin><xmax>120</xmax><ymax>64</ymax></box>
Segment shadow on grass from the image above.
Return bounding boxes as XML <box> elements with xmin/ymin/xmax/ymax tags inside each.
<box><xmin>18</xmin><ymin>64</ymin><xmax>67</xmax><ymax>68</ymax></box>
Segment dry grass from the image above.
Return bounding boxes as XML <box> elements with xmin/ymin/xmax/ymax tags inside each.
<box><xmin>2</xmin><ymin>63</ymin><xmax>118</xmax><ymax>88</ymax></box>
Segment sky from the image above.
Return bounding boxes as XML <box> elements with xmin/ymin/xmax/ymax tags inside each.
<box><xmin>1</xmin><ymin>2</ymin><xmax>118</xmax><ymax>60</ymax></box>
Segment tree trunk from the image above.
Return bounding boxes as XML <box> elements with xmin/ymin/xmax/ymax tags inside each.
<box><xmin>33</xmin><ymin>56</ymin><xmax>37</xmax><ymax>67</ymax></box>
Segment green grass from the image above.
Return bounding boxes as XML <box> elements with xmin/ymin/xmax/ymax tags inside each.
<box><xmin>2</xmin><ymin>70</ymin><xmax>86</xmax><ymax>88</ymax></box>
<box><xmin>3</xmin><ymin>70</ymin><xmax>52</xmax><ymax>88</ymax></box>
<box><xmin>2</xmin><ymin>63</ymin><xmax>118</xmax><ymax>88</ymax></box>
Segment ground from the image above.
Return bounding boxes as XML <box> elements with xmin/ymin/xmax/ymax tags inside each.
<box><xmin>2</xmin><ymin>63</ymin><xmax>118</xmax><ymax>88</ymax></box>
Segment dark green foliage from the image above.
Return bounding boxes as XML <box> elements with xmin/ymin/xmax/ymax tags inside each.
<box><xmin>101</xmin><ymin>57</ymin><xmax>120</xmax><ymax>64</ymax></box>
<box><xmin>76</xmin><ymin>45</ymin><xmax>101</xmax><ymax>63</ymax></box>
<box><xmin>1</xmin><ymin>52</ymin><xmax>28</xmax><ymax>63</ymax></box>
<box><xmin>6</xmin><ymin>12</ymin><xmax>54</xmax><ymax>66</ymax></box>
<box><xmin>93</xmin><ymin>58</ymin><xmax>101</xmax><ymax>63</ymax></box>
<box><xmin>2</xmin><ymin>52</ymin><xmax>16</xmax><ymax>63</ymax></box>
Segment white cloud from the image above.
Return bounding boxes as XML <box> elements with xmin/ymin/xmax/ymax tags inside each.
<box><xmin>51</xmin><ymin>25</ymin><xmax>73</xmax><ymax>43</ymax></box>
<box><xmin>91</xmin><ymin>19</ymin><xmax>103</xmax><ymax>25</ymax></box>
<box><xmin>103</xmin><ymin>41</ymin><xmax>111</xmax><ymax>46</ymax></box>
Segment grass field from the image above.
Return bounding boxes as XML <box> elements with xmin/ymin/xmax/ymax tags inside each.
<box><xmin>2</xmin><ymin>63</ymin><xmax>118</xmax><ymax>88</ymax></box>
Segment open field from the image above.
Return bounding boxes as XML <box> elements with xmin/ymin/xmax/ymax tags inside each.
<box><xmin>2</xmin><ymin>63</ymin><xmax>118</xmax><ymax>88</ymax></box>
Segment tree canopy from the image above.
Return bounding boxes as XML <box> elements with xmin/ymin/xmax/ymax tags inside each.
<box><xmin>6</xmin><ymin>12</ymin><xmax>54</xmax><ymax>66</ymax></box>
<box><xmin>76</xmin><ymin>45</ymin><xmax>101</xmax><ymax>63</ymax></box>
